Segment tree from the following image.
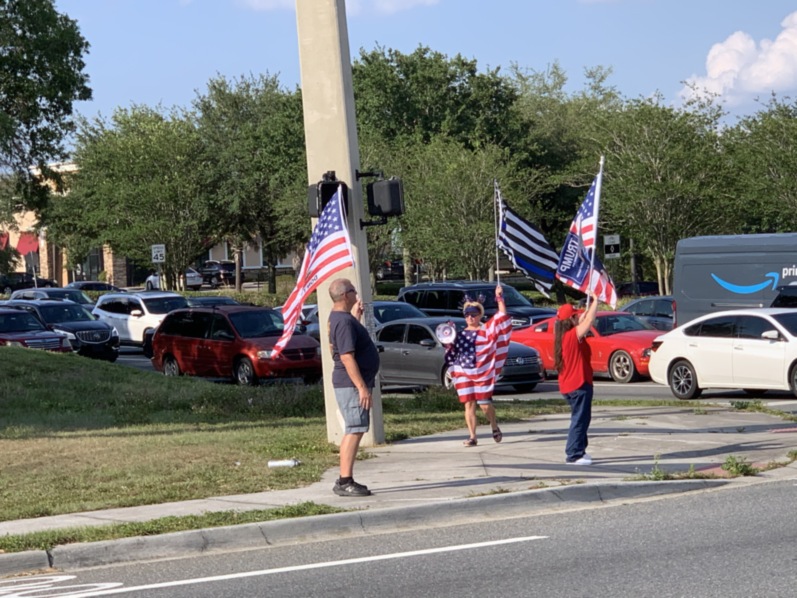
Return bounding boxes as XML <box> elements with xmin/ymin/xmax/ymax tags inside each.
<box><xmin>0</xmin><ymin>0</ymin><xmax>91</xmax><ymax>218</ymax></box>
<box><xmin>44</xmin><ymin>106</ymin><xmax>213</xmax><ymax>288</ymax></box>
<box><xmin>598</xmin><ymin>95</ymin><xmax>732</xmax><ymax>294</ymax></box>
<box><xmin>723</xmin><ymin>95</ymin><xmax>797</xmax><ymax>233</ymax></box>
<box><xmin>193</xmin><ymin>75</ymin><xmax>307</xmax><ymax>293</ymax></box>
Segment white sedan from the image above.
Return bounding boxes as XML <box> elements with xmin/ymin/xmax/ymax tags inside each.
<box><xmin>649</xmin><ymin>308</ymin><xmax>797</xmax><ymax>399</ymax></box>
<box><xmin>146</xmin><ymin>268</ymin><xmax>203</xmax><ymax>291</ymax></box>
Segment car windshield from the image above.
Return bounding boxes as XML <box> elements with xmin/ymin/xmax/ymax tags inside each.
<box><xmin>475</xmin><ymin>286</ymin><xmax>531</xmax><ymax>309</ymax></box>
<box><xmin>374</xmin><ymin>303</ymin><xmax>426</xmax><ymax>323</ymax></box>
<box><xmin>39</xmin><ymin>304</ymin><xmax>96</xmax><ymax>323</ymax></box>
<box><xmin>142</xmin><ymin>296</ymin><xmax>189</xmax><ymax>314</ymax></box>
<box><xmin>772</xmin><ymin>312</ymin><xmax>797</xmax><ymax>335</ymax></box>
<box><xmin>228</xmin><ymin>310</ymin><xmax>285</xmax><ymax>338</ymax></box>
<box><xmin>594</xmin><ymin>314</ymin><xmax>655</xmax><ymax>336</ymax></box>
<box><xmin>0</xmin><ymin>312</ymin><xmax>46</xmax><ymax>332</ymax></box>
<box><xmin>55</xmin><ymin>290</ymin><xmax>92</xmax><ymax>305</ymax></box>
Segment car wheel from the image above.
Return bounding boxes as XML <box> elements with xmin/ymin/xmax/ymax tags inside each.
<box><xmin>609</xmin><ymin>350</ymin><xmax>637</xmax><ymax>383</ymax></box>
<box><xmin>514</xmin><ymin>383</ymin><xmax>537</xmax><ymax>393</ymax></box>
<box><xmin>190</xmin><ymin>286</ymin><xmax>202</xmax><ymax>291</ymax></box>
<box><xmin>668</xmin><ymin>359</ymin><xmax>702</xmax><ymax>400</ymax></box>
<box><xmin>303</xmin><ymin>374</ymin><xmax>321</xmax><ymax>385</ymax></box>
<box><xmin>142</xmin><ymin>332</ymin><xmax>154</xmax><ymax>359</ymax></box>
<box><xmin>789</xmin><ymin>363</ymin><xmax>797</xmax><ymax>398</ymax></box>
<box><xmin>105</xmin><ymin>354</ymin><xmax>119</xmax><ymax>363</ymax></box>
<box><xmin>211</xmin><ymin>275</ymin><xmax>220</xmax><ymax>289</ymax></box>
<box><xmin>234</xmin><ymin>357</ymin><xmax>258</xmax><ymax>386</ymax></box>
<box><xmin>163</xmin><ymin>355</ymin><xmax>181</xmax><ymax>376</ymax></box>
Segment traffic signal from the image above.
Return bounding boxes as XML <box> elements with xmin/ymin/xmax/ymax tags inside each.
<box><xmin>366</xmin><ymin>177</ymin><xmax>404</xmax><ymax>218</ymax></box>
<box><xmin>307</xmin><ymin>172</ymin><xmax>348</xmax><ymax>217</ymax></box>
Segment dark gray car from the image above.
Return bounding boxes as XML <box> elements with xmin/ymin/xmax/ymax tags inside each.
<box><xmin>295</xmin><ymin>300</ymin><xmax>428</xmax><ymax>341</ymax></box>
<box><xmin>621</xmin><ymin>296</ymin><xmax>674</xmax><ymax>331</ymax></box>
<box><xmin>376</xmin><ymin>316</ymin><xmax>544</xmax><ymax>392</ymax></box>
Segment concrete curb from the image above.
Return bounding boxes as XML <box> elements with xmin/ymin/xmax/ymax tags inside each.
<box><xmin>3</xmin><ymin>479</ymin><xmax>728</xmax><ymax>575</ymax></box>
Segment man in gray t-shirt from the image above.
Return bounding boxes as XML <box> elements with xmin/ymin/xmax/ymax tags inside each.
<box><xmin>327</xmin><ymin>278</ymin><xmax>380</xmax><ymax>497</ymax></box>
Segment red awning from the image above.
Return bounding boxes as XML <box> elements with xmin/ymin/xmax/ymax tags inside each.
<box><xmin>0</xmin><ymin>231</ymin><xmax>8</xmax><ymax>250</ymax></box>
<box><xmin>16</xmin><ymin>232</ymin><xmax>39</xmax><ymax>256</ymax></box>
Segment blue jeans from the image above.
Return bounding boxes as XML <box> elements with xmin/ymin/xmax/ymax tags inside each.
<box><xmin>563</xmin><ymin>383</ymin><xmax>593</xmax><ymax>461</ymax></box>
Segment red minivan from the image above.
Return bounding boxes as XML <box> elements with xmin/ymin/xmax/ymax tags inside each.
<box><xmin>151</xmin><ymin>306</ymin><xmax>321</xmax><ymax>385</ymax></box>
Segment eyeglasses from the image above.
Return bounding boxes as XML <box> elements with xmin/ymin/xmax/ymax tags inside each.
<box><xmin>463</xmin><ymin>310</ymin><xmax>481</xmax><ymax>318</ymax></box>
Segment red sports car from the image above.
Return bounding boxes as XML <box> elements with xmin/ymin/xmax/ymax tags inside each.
<box><xmin>511</xmin><ymin>311</ymin><xmax>661</xmax><ymax>383</ymax></box>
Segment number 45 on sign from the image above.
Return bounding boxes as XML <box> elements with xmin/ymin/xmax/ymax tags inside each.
<box><xmin>151</xmin><ymin>244</ymin><xmax>166</xmax><ymax>263</ymax></box>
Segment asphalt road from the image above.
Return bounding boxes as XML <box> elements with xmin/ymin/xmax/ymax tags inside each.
<box><xmin>13</xmin><ymin>478</ymin><xmax>795</xmax><ymax>597</ymax></box>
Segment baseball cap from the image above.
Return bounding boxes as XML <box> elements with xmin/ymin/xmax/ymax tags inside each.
<box><xmin>556</xmin><ymin>304</ymin><xmax>581</xmax><ymax>321</ymax></box>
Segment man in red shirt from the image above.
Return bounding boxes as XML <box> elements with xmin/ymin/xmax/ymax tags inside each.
<box><xmin>554</xmin><ymin>292</ymin><xmax>600</xmax><ymax>465</ymax></box>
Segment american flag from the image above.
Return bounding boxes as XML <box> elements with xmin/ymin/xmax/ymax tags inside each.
<box><xmin>445</xmin><ymin>314</ymin><xmax>513</xmax><ymax>401</ymax></box>
<box><xmin>555</xmin><ymin>163</ymin><xmax>618</xmax><ymax>308</ymax></box>
<box><xmin>272</xmin><ymin>187</ymin><xmax>354</xmax><ymax>357</ymax></box>
<box><xmin>496</xmin><ymin>184</ymin><xmax>559</xmax><ymax>297</ymax></box>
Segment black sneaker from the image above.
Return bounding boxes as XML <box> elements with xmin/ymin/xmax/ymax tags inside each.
<box><xmin>333</xmin><ymin>480</ymin><xmax>371</xmax><ymax>497</ymax></box>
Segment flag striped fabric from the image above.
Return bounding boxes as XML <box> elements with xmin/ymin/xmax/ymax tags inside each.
<box><xmin>272</xmin><ymin>188</ymin><xmax>354</xmax><ymax>357</ymax></box>
<box><xmin>555</xmin><ymin>167</ymin><xmax>618</xmax><ymax>308</ymax></box>
<box><xmin>446</xmin><ymin>312</ymin><xmax>513</xmax><ymax>402</ymax></box>
<box><xmin>496</xmin><ymin>186</ymin><xmax>559</xmax><ymax>297</ymax></box>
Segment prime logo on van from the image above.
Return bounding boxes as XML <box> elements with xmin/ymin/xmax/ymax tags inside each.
<box><xmin>710</xmin><ymin>272</ymin><xmax>779</xmax><ymax>294</ymax></box>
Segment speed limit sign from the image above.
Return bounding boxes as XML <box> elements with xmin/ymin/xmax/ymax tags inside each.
<box><xmin>151</xmin><ymin>244</ymin><xmax>166</xmax><ymax>263</ymax></box>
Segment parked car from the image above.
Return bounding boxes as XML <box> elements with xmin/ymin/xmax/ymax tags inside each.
<box><xmin>185</xmin><ymin>295</ymin><xmax>240</xmax><ymax>307</ymax></box>
<box><xmin>199</xmin><ymin>260</ymin><xmax>242</xmax><ymax>288</ymax></box>
<box><xmin>376</xmin><ymin>316</ymin><xmax>544</xmax><ymax>392</ymax></box>
<box><xmin>10</xmin><ymin>287</ymin><xmax>93</xmax><ymax>306</ymax></box>
<box><xmin>621</xmin><ymin>296</ymin><xmax>675</xmax><ymax>331</ymax></box>
<box><xmin>1</xmin><ymin>272</ymin><xmax>57</xmax><ymax>295</ymax></box>
<box><xmin>397</xmin><ymin>280</ymin><xmax>554</xmax><ymax>328</ymax></box>
<box><xmin>294</xmin><ymin>300</ymin><xmax>428</xmax><ymax>341</ymax></box>
<box><xmin>616</xmin><ymin>281</ymin><xmax>660</xmax><ymax>297</ymax></box>
<box><xmin>770</xmin><ymin>285</ymin><xmax>797</xmax><ymax>308</ymax></box>
<box><xmin>5</xmin><ymin>299</ymin><xmax>119</xmax><ymax>361</ymax></box>
<box><xmin>66</xmin><ymin>281</ymin><xmax>125</xmax><ymax>293</ymax></box>
<box><xmin>0</xmin><ymin>306</ymin><xmax>72</xmax><ymax>352</ymax></box>
<box><xmin>151</xmin><ymin>305</ymin><xmax>322</xmax><ymax>385</ymax></box>
<box><xmin>511</xmin><ymin>311</ymin><xmax>660</xmax><ymax>383</ymax></box>
<box><xmin>92</xmin><ymin>291</ymin><xmax>188</xmax><ymax>355</ymax></box>
<box><xmin>375</xmin><ymin>260</ymin><xmax>405</xmax><ymax>281</ymax></box>
<box><xmin>649</xmin><ymin>308</ymin><xmax>797</xmax><ymax>400</ymax></box>
<box><xmin>185</xmin><ymin>267</ymin><xmax>203</xmax><ymax>290</ymax></box>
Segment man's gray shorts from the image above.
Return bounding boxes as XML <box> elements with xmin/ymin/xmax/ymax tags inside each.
<box><xmin>334</xmin><ymin>386</ymin><xmax>371</xmax><ymax>434</ymax></box>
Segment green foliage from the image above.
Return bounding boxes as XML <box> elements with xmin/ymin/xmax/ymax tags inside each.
<box><xmin>193</xmin><ymin>74</ymin><xmax>308</xmax><ymax>293</ymax></box>
<box><xmin>0</xmin><ymin>0</ymin><xmax>91</xmax><ymax>218</ymax></box>
<box><xmin>721</xmin><ymin>455</ymin><xmax>758</xmax><ymax>477</ymax></box>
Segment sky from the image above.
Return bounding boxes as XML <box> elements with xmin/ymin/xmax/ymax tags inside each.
<box><xmin>53</xmin><ymin>0</ymin><xmax>797</xmax><ymax>124</ymax></box>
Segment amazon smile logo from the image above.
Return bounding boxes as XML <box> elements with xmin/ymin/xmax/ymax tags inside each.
<box><xmin>710</xmin><ymin>272</ymin><xmax>779</xmax><ymax>294</ymax></box>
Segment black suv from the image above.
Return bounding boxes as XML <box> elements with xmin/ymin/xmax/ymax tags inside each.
<box><xmin>199</xmin><ymin>260</ymin><xmax>244</xmax><ymax>288</ymax></box>
<box><xmin>5</xmin><ymin>299</ymin><xmax>120</xmax><ymax>361</ymax></box>
<box><xmin>771</xmin><ymin>285</ymin><xmax>797</xmax><ymax>308</ymax></box>
<box><xmin>397</xmin><ymin>280</ymin><xmax>554</xmax><ymax>328</ymax></box>
<box><xmin>1</xmin><ymin>272</ymin><xmax>57</xmax><ymax>295</ymax></box>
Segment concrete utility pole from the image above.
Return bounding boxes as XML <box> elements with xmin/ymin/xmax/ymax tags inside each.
<box><xmin>295</xmin><ymin>0</ymin><xmax>384</xmax><ymax>446</ymax></box>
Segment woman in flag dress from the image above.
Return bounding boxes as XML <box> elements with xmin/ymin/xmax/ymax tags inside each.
<box><xmin>443</xmin><ymin>284</ymin><xmax>512</xmax><ymax>447</ymax></box>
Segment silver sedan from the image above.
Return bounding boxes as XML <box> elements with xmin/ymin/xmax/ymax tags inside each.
<box><xmin>376</xmin><ymin>316</ymin><xmax>544</xmax><ymax>392</ymax></box>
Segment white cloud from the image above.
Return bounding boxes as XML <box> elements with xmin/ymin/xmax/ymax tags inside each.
<box><xmin>237</xmin><ymin>0</ymin><xmax>439</xmax><ymax>15</ymax></box>
<box><xmin>681</xmin><ymin>11</ymin><xmax>797</xmax><ymax>106</ymax></box>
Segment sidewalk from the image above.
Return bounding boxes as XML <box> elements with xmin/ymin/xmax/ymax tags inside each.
<box><xmin>3</xmin><ymin>402</ymin><xmax>797</xmax><ymax>575</ymax></box>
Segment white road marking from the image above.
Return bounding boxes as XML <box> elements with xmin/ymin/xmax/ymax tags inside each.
<box><xmin>19</xmin><ymin>536</ymin><xmax>548</xmax><ymax>597</ymax></box>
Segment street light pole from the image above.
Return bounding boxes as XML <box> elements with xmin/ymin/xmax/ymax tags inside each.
<box><xmin>295</xmin><ymin>0</ymin><xmax>384</xmax><ymax>446</ymax></box>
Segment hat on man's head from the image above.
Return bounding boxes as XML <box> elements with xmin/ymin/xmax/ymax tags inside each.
<box><xmin>557</xmin><ymin>303</ymin><xmax>581</xmax><ymax>321</ymax></box>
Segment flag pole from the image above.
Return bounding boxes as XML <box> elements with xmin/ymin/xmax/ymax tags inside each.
<box><xmin>586</xmin><ymin>156</ymin><xmax>605</xmax><ymax>308</ymax></box>
<box><xmin>493</xmin><ymin>180</ymin><xmax>501</xmax><ymax>284</ymax></box>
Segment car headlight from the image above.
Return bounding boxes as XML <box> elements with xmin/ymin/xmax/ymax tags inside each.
<box><xmin>58</xmin><ymin>330</ymin><xmax>77</xmax><ymax>340</ymax></box>
<box><xmin>6</xmin><ymin>341</ymin><xmax>24</xmax><ymax>348</ymax></box>
<box><xmin>642</xmin><ymin>348</ymin><xmax>651</xmax><ymax>358</ymax></box>
<box><xmin>257</xmin><ymin>349</ymin><xmax>274</xmax><ymax>359</ymax></box>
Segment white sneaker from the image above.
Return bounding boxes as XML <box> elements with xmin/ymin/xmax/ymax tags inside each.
<box><xmin>566</xmin><ymin>453</ymin><xmax>592</xmax><ymax>465</ymax></box>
